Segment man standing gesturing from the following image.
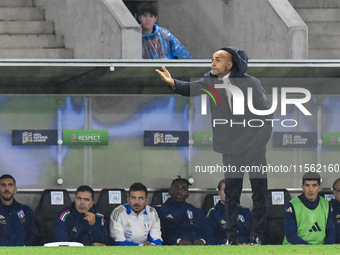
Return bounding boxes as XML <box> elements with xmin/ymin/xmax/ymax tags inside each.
<box><xmin>156</xmin><ymin>46</ymin><xmax>272</xmax><ymax>245</ymax></box>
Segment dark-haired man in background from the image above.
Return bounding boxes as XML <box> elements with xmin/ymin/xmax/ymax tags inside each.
<box><xmin>138</xmin><ymin>2</ymin><xmax>192</xmax><ymax>59</ymax></box>
<box><xmin>207</xmin><ymin>179</ymin><xmax>252</xmax><ymax>245</ymax></box>
<box><xmin>54</xmin><ymin>185</ymin><xmax>108</xmax><ymax>246</ymax></box>
<box><xmin>330</xmin><ymin>177</ymin><xmax>340</xmax><ymax>243</ymax></box>
<box><xmin>0</xmin><ymin>174</ymin><xmax>38</xmax><ymax>246</ymax></box>
<box><xmin>110</xmin><ymin>182</ymin><xmax>162</xmax><ymax>246</ymax></box>
<box><xmin>156</xmin><ymin>176</ymin><xmax>213</xmax><ymax>245</ymax></box>
<box><xmin>283</xmin><ymin>172</ymin><xmax>335</xmax><ymax>245</ymax></box>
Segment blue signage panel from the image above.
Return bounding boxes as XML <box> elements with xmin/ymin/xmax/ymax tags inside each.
<box><xmin>273</xmin><ymin>132</ymin><xmax>317</xmax><ymax>148</ymax></box>
<box><xmin>144</xmin><ymin>131</ymin><xmax>189</xmax><ymax>147</ymax></box>
<box><xmin>12</xmin><ymin>130</ymin><xmax>58</xmax><ymax>146</ymax></box>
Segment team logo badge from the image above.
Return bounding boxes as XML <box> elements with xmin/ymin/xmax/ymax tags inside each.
<box><xmin>238</xmin><ymin>214</ymin><xmax>245</xmax><ymax>223</ymax></box>
<box><xmin>283</xmin><ymin>134</ymin><xmax>293</xmax><ymax>146</ymax></box>
<box><xmin>51</xmin><ymin>191</ymin><xmax>64</xmax><ymax>205</ymax></box>
<box><xmin>331</xmin><ymin>137</ymin><xmax>337</xmax><ymax>144</ymax></box>
<box><xmin>187</xmin><ymin>210</ymin><xmax>193</xmax><ymax>219</ymax></box>
<box><xmin>309</xmin><ymin>222</ymin><xmax>321</xmax><ymax>232</ymax></box>
<box><xmin>109</xmin><ymin>190</ymin><xmax>121</xmax><ymax>204</ymax></box>
<box><xmin>286</xmin><ymin>207</ymin><xmax>293</xmax><ymax>213</ymax></box>
<box><xmin>213</xmin><ymin>195</ymin><xmax>221</xmax><ymax>206</ymax></box>
<box><xmin>162</xmin><ymin>192</ymin><xmax>170</xmax><ymax>203</ymax></box>
<box><xmin>154</xmin><ymin>133</ymin><xmax>164</xmax><ymax>144</ymax></box>
<box><xmin>324</xmin><ymin>194</ymin><xmax>335</xmax><ymax>201</ymax></box>
<box><xmin>22</xmin><ymin>132</ymin><xmax>33</xmax><ymax>144</ymax></box>
<box><xmin>144</xmin><ymin>219</ymin><xmax>150</xmax><ymax>229</ymax></box>
<box><xmin>271</xmin><ymin>191</ymin><xmax>284</xmax><ymax>205</ymax></box>
<box><xmin>17</xmin><ymin>210</ymin><xmax>25</xmax><ymax>219</ymax></box>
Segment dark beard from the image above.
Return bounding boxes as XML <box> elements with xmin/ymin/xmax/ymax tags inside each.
<box><xmin>1</xmin><ymin>193</ymin><xmax>14</xmax><ymax>201</ymax></box>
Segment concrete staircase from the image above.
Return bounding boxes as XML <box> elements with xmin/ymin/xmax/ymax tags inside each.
<box><xmin>0</xmin><ymin>0</ymin><xmax>73</xmax><ymax>58</ymax></box>
<box><xmin>289</xmin><ymin>0</ymin><xmax>340</xmax><ymax>59</ymax></box>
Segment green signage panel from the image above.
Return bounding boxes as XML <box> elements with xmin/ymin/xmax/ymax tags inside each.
<box><xmin>63</xmin><ymin>130</ymin><xmax>109</xmax><ymax>146</ymax></box>
<box><xmin>193</xmin><ymin>131</ymin><xmax>213</xmax><ymax>147</ymax></box>
<box><xmin>322</xmin><ymin>132</ymin><xmax>340</xmax><ymax>148</ymax></box>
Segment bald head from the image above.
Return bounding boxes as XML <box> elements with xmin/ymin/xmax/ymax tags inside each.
<box><xmin>215</xmin><ymin>50</ymin><xmax>233</xmax><ymax>61</ymax></box>
<box><xmin>211</xmin><ymin>50</ymin><xmax>233</xmax><ymax>78</ymax></box>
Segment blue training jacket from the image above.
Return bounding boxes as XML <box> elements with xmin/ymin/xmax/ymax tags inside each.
<box><xmin>207</xmin><ymin>200</ymin><xmax>252</xmax><ymax>244</ymax></box>
<box><xmin>0</xmin><ymin>199</ymin><xmax>38</xmax><ymax>246</ymax></box>
<box><xmin>156</xmin><ymin>199</ymin><xmax>214</xmax><ymax>245</ymax></box>
<box><xmin>330</xmin><ymin>199</ymin><xmax>340</xmax><ymax>244</ymax></box>
<box><xmin>54</xmin><ymin>202</ymin><xmax>108</xmax><ymax>245</ymax></box>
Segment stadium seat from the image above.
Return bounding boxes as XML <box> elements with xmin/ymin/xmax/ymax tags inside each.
<box><xmin>149</xmin><ymin>189</ymin><xmax>170</xmax><ymax>207</ymax></box>
<box><xmin>96</xmin><ymin>188</ymin><xmax>128</xmax><ymax>245</ymax></box>
<box><xmin>201</xmin><ymin>193</ymin><xmax>221</xmax><ymax>215</ymax></box>
<box><xmin>319</xmin><ymin>189</ymin><xmax>335</xmax><ymax>201</ymax></box>
<box><xmin>96</xmin><ymin>188</ymin><xmax>128</xmax><ymax>223</ymax></box>
<box><xmin>263</xmin><ymin>188</ymin><xmax>291</xmax><ymax>245</ymax></box>
<box><xmin>35</xmin><ymin>189</ymin><xmax>72</xmax><ymax>245</ymax></box>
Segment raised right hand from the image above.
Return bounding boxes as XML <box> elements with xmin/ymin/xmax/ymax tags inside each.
<box><xmin>155</xmin><ymin>66</ymin><xmax>175</xmax><ymax>87</ymax></box>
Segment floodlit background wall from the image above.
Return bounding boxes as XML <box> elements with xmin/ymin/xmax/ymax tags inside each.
<box><xmin>1</xmin><ymin>94</ymin><xmax>339</xmax><ymax>192</ymax></box>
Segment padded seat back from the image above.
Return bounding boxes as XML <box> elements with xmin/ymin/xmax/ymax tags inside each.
<box><xmin>150</xmin><ymin>189</ymin><xmax>170</xmax><ymax>207</ymax></box>
<box><xmin>35</xmin><ymin>189</ymin><xmax>72</xmax><ymax>245</ymax></box>
<box><xmin>263</xmin><ymin>188</ymin><xmax>291</xmax><ymax>245</ymax></box>
<box><xmin>96</xmin><ymin>188</ymin><xmax>128</xmax><ymax>245</ymax></box>
<box><xmin>319</xmin><ymin>189</ymin><xmax>335</xmax><ymax>201</ymax></box>
<box><xmin>96</xmin><ymin>188</ymin><xmax>128</xmax><ymax>223</ymax></box>
<box><xmin>201</xmin><ymin>193</ymin><xmax>221</xmax><ymax>215</ymax></box>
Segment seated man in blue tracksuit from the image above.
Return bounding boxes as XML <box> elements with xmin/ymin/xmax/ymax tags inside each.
<box><xmin>330</xmin><ymin>177</ymin><xmax>340</xmax><ymax>244</ymax></box>
<box><xmin>0</xmin><ymin>174</ymin><xmax>38</xmax><ymax>246</ymax></box>
<box><xmin>54</xmin><ymin>185</ymin><xmax>108</xmax><ymax>246</ymax></box>
<box><xmin>207</xmin><ymin>179</ymin><xmax>252</xmax><ymax>244</ymax></box>
<box><xmin>156</xmin><ymin>176</ymin><xmax>213</xmax><ymax>245</ymax></box>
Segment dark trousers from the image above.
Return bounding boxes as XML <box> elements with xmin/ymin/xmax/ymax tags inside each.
<box><xmin>223</xmin><ymin>149</ymin><xmax>268</xmax><ymax>240</ymax></box>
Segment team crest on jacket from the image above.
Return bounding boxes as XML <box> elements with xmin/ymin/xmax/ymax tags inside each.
<box><xmin>238</xmin><ymin>214</ymin><xmax>245</xmax><ymax>223</ymax></box>
<box><xmin>187</xmin><ymin>210</ymin><xmax>193</xmax><ymax>219</ymax></box>
<box><xmin>144</xmin><ymin>219</ymin><xmax>150</xmax><ymax>229</ymax></box>
<box><xmin>17</xmin><ymin>210</ymin><xmax>25</xmax><ymax>219</ymax></box>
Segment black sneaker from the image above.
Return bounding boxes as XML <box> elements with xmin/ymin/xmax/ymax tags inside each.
<box><xmin>224</xmin><ymin>237</ymin><xmax>239</xmax><ymax>245</ymax></box>
<box><xmin>249</xmin><ymin>237</ymin><xmax>262</xmax><ymax>245</ymax></box>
